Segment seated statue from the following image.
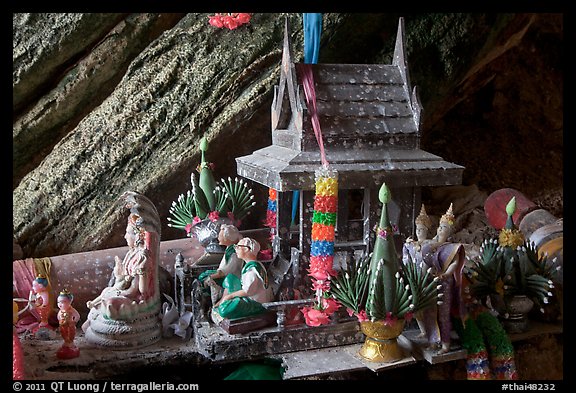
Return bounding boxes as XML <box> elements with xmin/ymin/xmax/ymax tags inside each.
<box><xmin>212</xmin><ymin>237</ymin><xmax>274</xmax><ymax>323</ymax></box>
<box><xmin>198</xmin><ymin>224</ymin><xmax>243</xmax><ymax>305</ymax></box>
<box><xmin>403</xmin><ymin>203</ymin><xmax>466</xmax><ymax>354</ymax></box>
<box><xmin>82</xmin><ymin>191</ymin><xmax>162</xmax><ymax>349</ymax></box>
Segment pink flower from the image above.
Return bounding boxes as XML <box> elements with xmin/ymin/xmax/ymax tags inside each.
<box><xmin>185</xmin><ymin>223</ymin><xmax>192</xmax><ymax>235</ymax></box>
<box><xmin>403</xmin><ymin>312</ymin><xmax>414</xmax><ymax>323</ymax></box>
<box><xmin>321</xmin><ymin>297</ymin><xmax>340</xmax><ymax>315</ymax></box>
<box><xmin>208</xmin><ymin>211</ymin><xmax>220</xmax><ymax>222</ymax></box>
<box><xmin>301</xmin><ymin>306</ymin><xmax>331</xmax><ymax>327</ymax></box>
<box><xmin>308</xmin><ymin>266</ymin><xmax>331</xmax><ymax>281</ymax></box>
<box><xmin>355</xmin><ymin>310</ymin><xmax>368</xmax><ymax>322</ymax></box>
<box><xmin>192</xmin><ymin>216</ymin><xmax>202</xmax><ymax>225</ymax></box>
<box><xmin>222</xmin><ymin>15</ymin><xmax>239</xmax><ymax>30</ymax></box>
<box><xmin>382</xmin><ymin>311</ymin><xmax>398</xmax><ymax>326</ymax></box>
<box><xmin>376</xmin><ymin>226</ymin><xmax>390</xmax><ymax>238</ymax></box>
<box><xmin>235</xmin><ymin>13</ymin><xmax>252</xmax><ymax>24</ymax></box>
<box><xmin>227</xmin><ymin>212</ymin><xmax>235</xmax><ymax>222</ymax></box>
<box><xmin>308</xmin><ymin>256</ymin><xmax>337</xmax><ymax>280</ymax></box>
<box><xmin>258</xmin><ymin>249</ymin><xmax>273</xmax><ymax>260</ymax></box>
<box><xmin>208</xmin><ymin>14</ymin><xmax>252</xmax><ymax>30</ymax></box>
<box><xmin>263</xmin><ymin>211</ymin><xmax>277</xmax><ymax>228</ymax></box>
<box><xmin>311</xmin><ymin>279</ymin><xmax>330</xmax><ymax>292</ymax></box>
<box><xmin>208</xmin><ymin>15</ymin><xmax>224</xmax><ymax>28</ymax></box>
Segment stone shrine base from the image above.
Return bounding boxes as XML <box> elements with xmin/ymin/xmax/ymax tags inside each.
<box><xmin>193</xmin><ymin>318</ymin><xmax>365</xmax><ymax>363</ymax></box>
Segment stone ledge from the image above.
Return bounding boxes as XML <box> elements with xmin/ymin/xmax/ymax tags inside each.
<box><xmin>17</xmin><ymin>319</ymin><xmax>562</xmax><ymax>380</ymax></box>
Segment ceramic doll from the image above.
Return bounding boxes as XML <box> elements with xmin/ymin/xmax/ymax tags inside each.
<box><xmin>56</xmin><ymin>289</ymin><xmax>81</xmax><ymax>359</ymax></box>
<box><xmin>30</xmin><ymin>274</ymin><xmax>55</xmax><ymax>337</ymax></box>
<box><xmin>417</xmin><ymin>204</ymin><xmax>466</xmax><ymax>354</ymax></box>
<box><xmin>198</xmin><ymin>224</ymin><xmax>243</xmax><ymax>305</ymax></box>
<box><xmin>402</xmin><ymin>204</ymin><xmax>435</xmax><ymax>341</ymax></box>
<box><xmin>212</xmin><ymin>237</ymin><xmax>274</xmax><ymax>323</ymax></box>
<box><xmin>403</xmin><ymin>204</ymin><xmax>433</xmax><ymax>257</ymax></box>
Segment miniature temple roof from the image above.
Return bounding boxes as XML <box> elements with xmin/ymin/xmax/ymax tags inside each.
<box><xmin>236</xmin><ymin>18</ymin><xmax>464</xmax><ymax>192</ymax></box>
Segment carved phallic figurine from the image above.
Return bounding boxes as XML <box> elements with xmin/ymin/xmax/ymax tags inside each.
<box><xmin>212</xmin><ymin>237</ymin><xmax>274</xmax><ymax>323</ymax></box>
<box><xmin>56</xmin><ymin>289</ymin><xmax>81</xmax><ymax>359</ymax></box>
<box><xmin>403</xmin><ymin>203</ymin><xmax>466</xmax><ymax>353</ymax></box>
<box><xmin>198</xmin><ymin>224</ymin><xmax>243</xmax><ymax>305</ymax></box>
<box><xmin>82</xmin><ymin>191</ymin><xmax>162</xmax><ymax>349</ymax></box>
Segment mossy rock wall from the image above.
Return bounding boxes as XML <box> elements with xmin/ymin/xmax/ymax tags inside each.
<box><xmin>13</xmin><ymin>13</ymin><xmax>562</xmax><ymax>258</ymax></box>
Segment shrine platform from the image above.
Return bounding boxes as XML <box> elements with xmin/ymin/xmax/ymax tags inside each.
<box><xmin>17</xmin><ymin>319</ymin><xmax>562</xmax><ymax>380</ymax></box>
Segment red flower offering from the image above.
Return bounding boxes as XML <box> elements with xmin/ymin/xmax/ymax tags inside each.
<box><xmin>208</xmin><ymin>13</ymin><xmax>253</xmax><ymax>30</ymax></box>
<box><xmin>302</xmin><ymin>306</ymin><xmax>331</xmax><ymax>327</ymax></box>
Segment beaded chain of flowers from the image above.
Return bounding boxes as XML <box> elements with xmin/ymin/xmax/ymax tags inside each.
<box><xmin>455</xmin><ymin>311</ymin><xmax>518</xmax><ymax>380</ymax></box>
<box><xmin>301</xmin><ymin>167</ymin><xmax>340</xmax><ymax>326</ymax></box>
<box><xmin>264</xmin><ymin>188</ymin><xmax>277</xmax><ymax>229</ymax></box>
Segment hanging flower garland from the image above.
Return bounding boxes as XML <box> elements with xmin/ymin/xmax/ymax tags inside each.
<box><xmin>476</xmin><ymin>312</ymin><xmax>518</xmax><ymax>380</ymax></box>
<box><xmin>309</xmin><ymin>167</ymin><xmax>338</xmax><ymax>281</ymax></box>
<box><xmin>455</xmin><ymin>281</ymin><xmax>519</xmax><ymax>381</ymax></box>
<box><xmin>261</xmin><ymin>187</ymin><xmax>278</xmax><ymax>259</ymax></box>
<box><xmin>296</xmin><ymin>48</ymin><xmax>341</xmax><ymax>326</ymax></box>
<box><xmin>208</xmin><ymin>13</ymin><xmax>252</xmax><ymax>30</ymax></box>
<box><xmin>301</xmin><ymin>167</ymin><xmax>340</xmax><ymax>326</ymax></box>
<box><xmin>264</xmin><ymin>188</ymin><xmax>277</xmax><ymax>229</ymax></box>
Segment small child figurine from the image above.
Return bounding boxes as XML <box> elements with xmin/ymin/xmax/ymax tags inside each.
<box><xmin>56</xmin><ymin>289</ymin><xmax>81</xmax><ymax>359</ymax></box>
<box><xmin>30</xmin><ymin>274</ymin><xmax>55</xmax><ymax>338</ymax></box>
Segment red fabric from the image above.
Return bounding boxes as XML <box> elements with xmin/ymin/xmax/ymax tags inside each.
<box><xmin>13</xmin><ymin>258</ymin><xmax>36</xmax><ymax>299</ymax></box>
<box><xmin>13</xmin><ymin>331</ymin><xmax>25</xmax><ymax>380</ymax></box>
<box><xmin>299</xmin><ymin>64</ymin><xmax>328</xmax><ymax>167</ymax></box>
<box><xmin>13</xmin><ymin>259</ymin><xmax>58</xmax><ymax>333</ymax></box>
<box><xmin>13</xmin><ymin>259</ymin><xmax>40</xmax><ymax>333</ymax></box>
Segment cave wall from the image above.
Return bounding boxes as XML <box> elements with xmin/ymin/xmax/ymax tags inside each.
<box><xmin>12</xmin><ymin>13</ymin><xmax>563</xmax><ymax>258</ymax></box>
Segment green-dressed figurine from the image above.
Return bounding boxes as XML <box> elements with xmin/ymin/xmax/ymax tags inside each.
<box><xmin>212</xmin><ymin>237</ymin><xmax>274</xmax><ymax>323</ymax></box>
<box><xmin>198</xmin><ymin>224</ymin><xmax>244</xmax><ymax>305</ymax></box>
